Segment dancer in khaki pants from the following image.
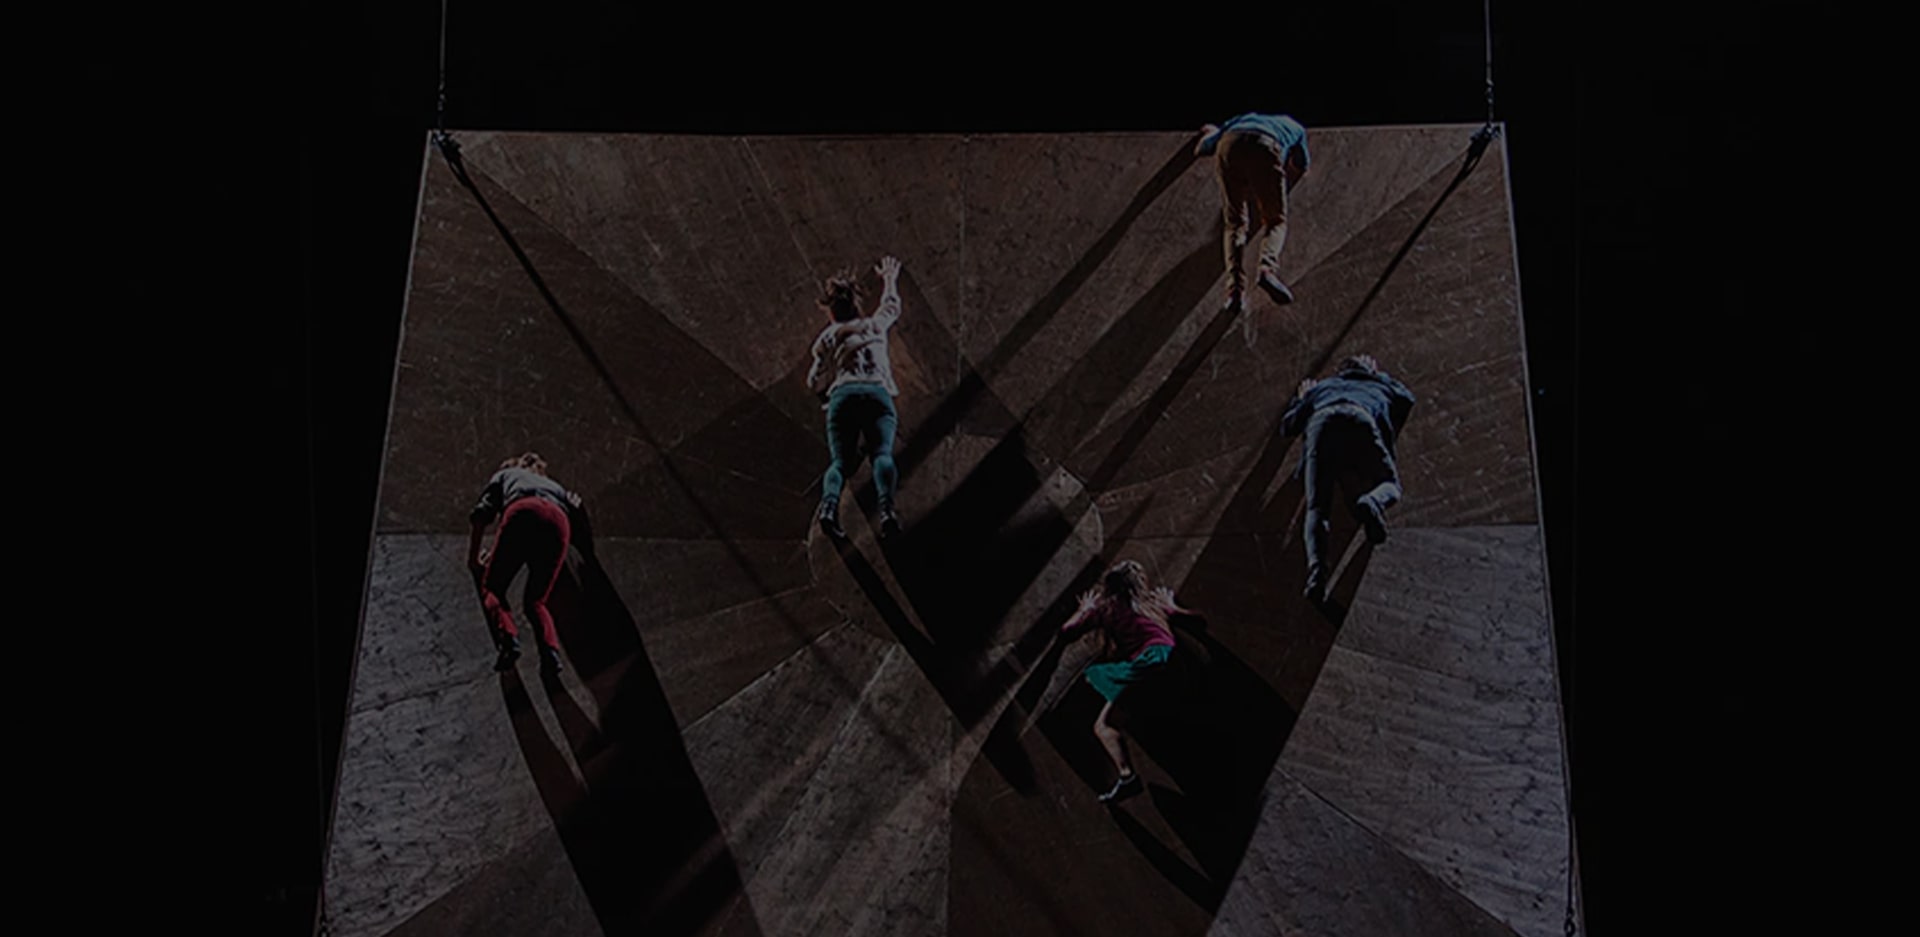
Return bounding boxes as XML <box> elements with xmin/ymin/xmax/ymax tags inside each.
<box><xmin>1194</xmin><ymin>113</ymin><xmax>1311</xmax><ymax>310</ymax></box>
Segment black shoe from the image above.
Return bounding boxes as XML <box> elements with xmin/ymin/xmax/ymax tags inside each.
<box><xmin>817</xmin><ymin>500</ymin><xmax>846</xmax><ymax>539</ymax></box>
<box><xmin>539</xmin><ymin>647</ymin><xmax>564</xmax><ymax>677</ymax></box>
<box><xmin>1354</xmin><ymin>498</ymin><xmax>1388</xmax><ymax>545</ymax></box>
<box><xmin>493</xmin><ymin>644</ymin><xmax>522</xmax><ymax>672</ymax></box>
<box><xmin>1098</xmin><ymin>772</ymin><xmax>1142</xmax><ymax>804</ymax></box>
<box><xmin>878</xmin><ymin>504</ymin><xmax>901</xmax><ymax>539</ymax></box>
<box><xmin>1302</xmin><ymin>573</ymin><xmax>1327</xmax><ymax>606</ymax></box>
<box><xmin>1258</xmin><ymin>272</ymin><xmax>1295</xmax><ymax>306</ymax></box>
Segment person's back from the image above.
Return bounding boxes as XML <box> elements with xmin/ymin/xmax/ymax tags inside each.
<box><xmin>1298</xmin><ymin>371</ymin><xmax>1413</xmax><ymax>440</ymax></box>
<box><xmin>1087</xmin><ymin>598</ymin><xmax>1177</xmax><ymax>661</ymax></box>
<box><xmin>811</xmin><ymin>312</ymin><xmax>898</xmax><ymax>398</ymax></box>
<box><xmin>1221</xmin><ymin>113</ymin><xmax>1307</xmax><ymax>155</ymax></box>
<box><xmin>807</xmin><ymin>267</ymin><xmax>902</xmax><ymax>402</ymax></box>
<box><xmin>473</xmin><ymin>466</ymin><xmax>573</xmax><ymax>522</ymax></box>
<box><xmin>1197</xmin><ymin>113</ymin><xmax>1310</xmax><ymax>165</ymax></box>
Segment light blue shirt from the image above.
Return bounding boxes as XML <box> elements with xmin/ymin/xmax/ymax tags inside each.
<box><xmin>1196</xmin><ymin>113</ymin><xmax>1310</xmax><ymax>169</ymax></box>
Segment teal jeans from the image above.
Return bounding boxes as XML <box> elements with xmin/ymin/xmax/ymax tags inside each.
<box><xmin>822</xmin><ymin>383</ymin><xmax>898</xmax><ymax>506</ymax></box>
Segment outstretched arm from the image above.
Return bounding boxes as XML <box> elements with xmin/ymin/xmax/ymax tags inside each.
<box><xmin>1279</xmin><ymin>378</ymin><xmax>1316</xmax><ymax>437</ymax></box>
<box><xmin>873</xmin><ymin>256</ymin><xmax>903</xmax><ymax>329</ymax></box>
<box><xmin>806</xmin><ymin>332</ymin><xmax>833</xmax><ymax>395</ymax></box>
<box><xmin>467</xmin><ymin>473</ymin><xmax>505</xmax><ymax>586</ymax></box>
<box><xmin>1194</xmin><ymin>123</ymin><xmax>1222</xmax><ymax>157</ymax></box>
<box><xmin>1375</xmin><ymin>370</ymin><xmax>1416</xmax><ymax>428</ymax></box>
<box><xmin>1377</xmin><ymin>369</ymin><xmax>1415</xmax><ymax>405</ymax></box>
<box><xmin>1151</xmin><ymin>586</ymin><xmax>1195</xmax><ymax>619</ymax></box>
<box><xmin>467</xmin><ymin>519</ymin><xmax>490</xmax><ymax>589</ymax></box>
<box><xmin>1061</xmin><ymin>589</ymin><xmax>1101</xmax><ymax>639</ymax></box>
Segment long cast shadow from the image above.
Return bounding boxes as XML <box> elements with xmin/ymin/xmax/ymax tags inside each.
<box><xmin>832</xmin><ymin>491</ymin><xmax>1158</xmax><ymax>794</ymax></box>
<box><xmin>439</xmin><ymin>140</ymin><xmax>1072</xmax><ymax>933</ymax></box>
<box><xmin>1303</xmin><ymin>130</ymin><xmax>1498</xmax><ymax>380</ymax></box>
<box><xmin>839</xmin><ymin>227</ymin><xmax>1226</xmax><ymax>736</ymax></box>
<box><xmin>440</xmin><ymin>136</ymin><xmax>958</xmax><ymax>774</ymax></box>
<box><xmin>893</xmin><ymin>140</ymin><xmax>1196</xmax><ymax>477</ymax></box>
<box><xmin>973</xmin><ymin>398</ymin><xmax>1386</xmax><ymax>919</ymax></box>
<box><xmin>493</xmin><ymin>511</ymin><xmax>762</xmax><ymax>937</ymax></box>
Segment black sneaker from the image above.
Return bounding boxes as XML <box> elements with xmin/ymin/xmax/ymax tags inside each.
<box><xmin>493</xmin><ymin>644</ymin><xmax>522</xmax><ymax>672</ymax></box>
<box><xmin>539</xmin><ymin>647</ymin><xmax>564</xmax><ymax>677</ymax></box>
<box><xmin>1258</xmin><ymin>272</ymin><xmax>1295</xmax><ymax>306</ymax></box>
<box><xmin>1098</xmin><ymin>772</ymin><xmax>1142</xmax><ymax>804</ymax></box>
<box><xmin>818</xmin><ymin>500</ymin><xmax>846</xmax><ymax>539</ymax></box>
<box><xmin>878</xmin><ymin>506</ymin><xmax>901</xmax><ymax>539</ymax></box>
<box><xmin>1354</xmin><ymin>497</ymin><xmax>1388</xmax><ymax>545</ymax></box>
<box><xmin>1302</xmin><ymin>572</ymin><xmax>1327</xmax><ymax>606</ymax></box>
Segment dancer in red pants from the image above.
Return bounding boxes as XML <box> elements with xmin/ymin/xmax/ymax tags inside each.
<box><xmin>467</xmin><ymin>452</ymin><xmax>582</xmax><ymax>676</ymax></box>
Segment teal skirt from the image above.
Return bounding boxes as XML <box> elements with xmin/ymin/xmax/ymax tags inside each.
<box><xmin>1084</xmin><ymin>644</ymin><xmax>1174</xmax><ymax>702</ymax></box>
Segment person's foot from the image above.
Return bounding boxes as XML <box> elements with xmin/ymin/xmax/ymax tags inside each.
<box><xmin>1302</xmin><ymin>571</ymin><xmax>1327</xmax><ymax>606</ymax></box>
<box><xmin>878</xmin><ymin>504</ymin><xmax>901</xmax><ymax>539</ymax></box>
<box><xmin>818</xmin><ymin>500</ymin><xmax>846</xmax><ymax>539</ymax></box>
<box><xmin>1098</xmin><ymin>771</ymin><xmax>1143</xmax><ymax>804</ymax></box>
<box><xmin>1258</xmin><ymin>272</ymin><xmax>1295</xmax><ymax>306</ymax></box>
<box><xmin>493</xmin><ymin>644</ymin><xmax>521</xmax><ymax>672</ymax></box>
<box><xmin>539</xmin><ymin>646</ymin><xmax>564</xmax><ymax>677</ymax></box>
<box><xmin>1225</xmin><ymin>286</ymin><xmax>1246</xmax><ymax>312</ymax></box>
<box><xmin>1354</xmin><ymin>497</ymin><xmax>1388</xmax><ymax>545</ymax></box>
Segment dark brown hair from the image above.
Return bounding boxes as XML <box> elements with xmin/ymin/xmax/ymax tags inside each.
<box><xmin>818</xmin><ymin>269</ymin><xmax>866</xmax><ymax>322</ymax></box>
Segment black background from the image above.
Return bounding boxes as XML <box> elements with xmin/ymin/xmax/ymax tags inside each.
<box><xmin>143</xmin><ymin>2</ymin><xmax>1780</xmax><ymax>933</ymax></box>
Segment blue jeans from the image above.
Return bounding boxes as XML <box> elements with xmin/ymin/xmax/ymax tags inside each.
<box><xmin>822</xmin><ymin>383</ymin><xmax>899</xmax><ymax>507</ymax></box>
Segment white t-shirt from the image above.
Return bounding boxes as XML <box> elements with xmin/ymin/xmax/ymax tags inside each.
<box><xmin>807</xmin><ymin>289</ymin><xmax>901</xmax><ymax>405</ymax></box>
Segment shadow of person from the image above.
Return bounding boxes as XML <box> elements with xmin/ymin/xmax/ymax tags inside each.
<box><xmin>495</xmin><ymin>501</ymin><xmax>764</xmax><ymax>937</ymax></box>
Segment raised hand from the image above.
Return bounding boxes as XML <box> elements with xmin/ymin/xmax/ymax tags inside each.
<box><xmin>1298</xmin><ymin>377</ymin><xmax>1318</xmax><ymax>396</ymax></box>
<box><xmin>566</xmin><ymin>491</ymin><xmax>583</xmax><ymax>509</ymax></box>
<box><xmin>1355</xmin><ymin>354</ymin><xmax>1378</xmax><ymax>373</ymax></box>
<box><xmin>877</xmin><ymin>255</ymin><xmax>902</xmax><ymax>282</ymax></box>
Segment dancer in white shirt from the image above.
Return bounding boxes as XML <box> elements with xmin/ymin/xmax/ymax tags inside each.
<box><xmin>807</xmin><ymin>255</ymin><xmax>905</xmax><ymax>540</ymax></box>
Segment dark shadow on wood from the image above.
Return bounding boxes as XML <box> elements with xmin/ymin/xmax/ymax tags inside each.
<box><xmin>895</xmin><ymin>140</ymin><xmax>1197</xmax><ymax>477</ymax></box>
<box><xmin>441</xmin><ymin>139</ymin><xmax>948</xmax><ymax>781</ymax></box>
<box><xmin>1082</xmin><ymin>282</ymin><xmax>1243</xmax><ymax>492</ymax></box>
<box><xmin>486</xmin><ymin>528</ymin><xmax>762</xmax><ymax>937</ymax></box>
<box><xmin>832</xmin><ymin>491</ymin><xmax>1157</xmax><ymax>795</ymax></box>
<box><xmin>1025</xmin><ymin>232</ymin><xmax>1226</xmax><ymax>461</ymax></box>
<box><xmin>845</xmin><ymin>224</ymin><xmax>1232</xmax><ymax>729</ymax></box>
<box><xmin>982</xmin><ymin>410</ymin><xmax>1384</xmax><ymax>915</ymax></box>
<box><xmin>1116</xmin><ymin>788</ymin><xmax>1226</xmax><ymax>911</ymax></box>
<box><xmin>1302</xmin><ymin>135</ymin><xmax>1493</xmax><ymax>380</ymax></box>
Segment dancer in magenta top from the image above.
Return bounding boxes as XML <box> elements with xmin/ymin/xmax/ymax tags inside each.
<box><xmin>1059</xmin><ymin>559</ymin><xmax>1195</xmax><ymax>802</ymax></box>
